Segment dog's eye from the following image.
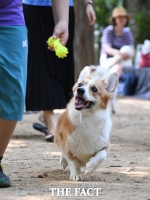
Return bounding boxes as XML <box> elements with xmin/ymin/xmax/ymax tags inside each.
<box><xmin>91</xmin><ymin>86</ymin><xmax>98</xmax><ymax>93</ymax></box>
<box><xmin>78</xmin><ymin>83</ymin><xmax>83</xmax><ymax>87</ymax></box>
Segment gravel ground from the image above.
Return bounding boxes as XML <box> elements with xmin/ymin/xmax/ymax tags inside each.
<box><xmin>1</xmin><ymin>97</ymin><xmax>150</xmax><ymax>200</ymax></box>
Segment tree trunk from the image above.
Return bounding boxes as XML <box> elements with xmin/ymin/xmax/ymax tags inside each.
<box><xmin>74</xmin><ymin>0</ymin><xmax>95</xmax><ymax>81</ymax></box>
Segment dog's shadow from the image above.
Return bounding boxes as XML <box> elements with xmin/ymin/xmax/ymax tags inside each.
<box><xmin>47</xmin><ymin>169</ymin><xmax>70</xmax><ymax>181</ymax></box>
<box><xmin>45</xmin><ymin>168</ymin><xmax>145</xmax><ymax>184</ymax></box>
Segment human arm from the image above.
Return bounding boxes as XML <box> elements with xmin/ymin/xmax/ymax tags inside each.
<box><xmin>119</xmin><ymin>31</ymin><xmax>135</xmax><ymax>60</ymax></box>
<box><xmin>101</xmin><ymin>27</ymin><xmax>134</xmax><ymax>60</ymax></box>
<box><xmin>104</xmin><ymin>45</ymin><xmax>134</xmax><ymax>60</ymax></box>
<box><xmin>101</xmin><ymin>27</ymin><xmax>122</xmax><ymax>56</ymax></box>
<box><xmin>83</xmin><ymin>0</ymin><xmax>96</xmax><ymax>26</ymax></box>
<box><xmin>51</xmin><ymin>0</ymin><xmax>69</xmax><ymax>46</ymax></box>
<box><xmin>101</xmin><ymin>26</ymin><xmax>117</xmax><ymax>56</ymax></box>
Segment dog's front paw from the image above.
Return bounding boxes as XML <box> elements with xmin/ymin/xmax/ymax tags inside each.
<box><xmin>84</xmin><ymin>149</ymin><xmax>107</xmax><ymax>176</ymax></box>
<box><xmin>60</xmin><ymin>156</ymin><xmax>68</xmax><ymax>169</ymax></box>
<box><xmin>70</xmin><ymin>173</ymin><xmax>82</xmax><ymax>181</ymax></box>
<box><xmin>84</xmin><ymin>160</ymin><xmax>98</xmax><ymax>176</ymax></box>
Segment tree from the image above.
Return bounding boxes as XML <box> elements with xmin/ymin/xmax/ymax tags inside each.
<box><xmin>124</xmin><ymin>0</ymin><xmax>150</xmax><ymax>44</ymax></box>
<box><xmin>74</xmin><ymin>0</ymin><xmax>95</xmax><ymax>81</ymax></box>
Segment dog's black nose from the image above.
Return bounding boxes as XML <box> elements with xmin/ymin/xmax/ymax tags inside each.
<box><xmin>77</xmin><ymin>88</ymin><xmax>85</xmax><ymax>95</ymax></box>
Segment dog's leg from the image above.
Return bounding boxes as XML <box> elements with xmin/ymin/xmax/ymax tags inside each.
<box><xmin>60</xmin><ymin>153</ymin><xmax>68</xmax><ymax>169</ymax></box>
<box><xmin>84</xmin><ymin>149</ymin><xmax>107</xmax><ymax>176</ymax></box>
<box><xmin>69</xmin><ymin>159</ymin><xmax>82</xmax><ymax>181</ymax></box>
<box><xmin>111</xmin><ymin>89</ymin><xmax>117</xmax><ymax>114</ymax></box>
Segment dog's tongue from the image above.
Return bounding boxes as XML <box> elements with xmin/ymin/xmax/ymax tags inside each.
<box><xmin>75</xmin><ymin>98</ymin><xmax>85</xmax><ymax>109</ymax></box>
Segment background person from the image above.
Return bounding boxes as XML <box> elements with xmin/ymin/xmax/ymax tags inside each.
<box><xmin>22</xmin><ymin>0</ymin><xmax>96</xmax><ymax>142</ymax></box>
<box><xmin>100</xmin><ymin>7</ymin><xmax>134</xmax><ymax>75</ymax></box>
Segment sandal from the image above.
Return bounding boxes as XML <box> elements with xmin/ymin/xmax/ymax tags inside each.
<box><xmin>33</xmin><ymin>123</ymin><xmax>49</xmax><ymax>136</ymax></box>
<box><xmin>45</xmin><ymin>133</ymin><xmax>54</xmax><ymax>142</ymax></box>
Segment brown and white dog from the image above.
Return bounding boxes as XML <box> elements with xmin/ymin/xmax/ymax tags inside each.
<box><xmin>54</xmin><ymin>66</ymin><xmax>118</xmax><ymax>181</ymax></box>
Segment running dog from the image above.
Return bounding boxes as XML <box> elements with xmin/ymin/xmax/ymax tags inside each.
<box><xmin>54</xmin><ymin>66</ymin><xmax>118</xmax><ymax>181</ymax></box>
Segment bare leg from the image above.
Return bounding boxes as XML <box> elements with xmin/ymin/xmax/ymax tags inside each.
<box><xmin>38</xmin><ymin>110</ymin><xmax>56</xmax><ymax>133</ymax></box>
<box><xmin>43</xmin><ymin>110</ymin><xmax>56</xmax><ymax>133</ymax></box>
<box><xmin>41</xmin><ymin>110</ymin><xmax>57</xmax><ymax>141</ymax></box>
<box><xmin>0</xmin><ymin>119</ymin><xmax>17</xmax><ymax>187</ymax></box>
<box><xmin>38</xmin><ymin>111</ymin><xmax>47</xmax><ymax>126</ymax></box>
<box><xmin>0</xmin><ymin>119</ymin><xmax>17</xmax><ymax>157</ymax></box>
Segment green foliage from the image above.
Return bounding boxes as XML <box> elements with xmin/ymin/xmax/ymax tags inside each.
<box><xmin>134</xmin><ymin>7</ymin><xmax>150</xmax><ymax>44</ymax></box>
<box><xmin>94</xmin><ymin>0</ymin><xmax>124</xmax><ymax>29</ymax></box>
<box><xmin>95</xmin><ymin>1</ymin><xmax>150</xmax><ymax>45</ymax></box>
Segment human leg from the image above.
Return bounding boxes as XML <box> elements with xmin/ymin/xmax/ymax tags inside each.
<box><xmin>38</xmin><ymin>111</ymin><xmax>46</xmax><ymax>126</ymax></box>
<box><xmin>0</xmin><ymin>26</ymin><xmax>27</xmax><ymax>187</ymax></box>
<box><xmin>0</xmin><ymin>119</ymin><xmax>17</xmax><ymax>157</ymax></box>
<box><xmin>38</xmin><ymin>110</ymin><xmax>56</xmax><ymax>133</ymax></box>
<box><xmin>43</xmin><ymin>110</ymin><xmax>56</xmax><ymax>142</ymax></box>
<box><xmin>36</xmin><ymin>110</ymin><xmax>57</xmax><ymax>141</ymax></box>
<box><xmin>0</xmin><ymin>119</ymin><xmax>17</xmax><ymax>188</ymax></box>
<box><xmin>43</xmin><ymin>110</ymin><xmax>56</xmax><ymax>133</ymax></box>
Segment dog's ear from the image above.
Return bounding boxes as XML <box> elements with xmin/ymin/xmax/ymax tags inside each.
<box><xmin>77</xmin><ymin>66</ymin><xmax>91</xmax><ymax>83</ymax></box>
<box><xmin>89</xmin><ymin>65</ymin><xmax>97</xmax><ymax>73</ymax></box>
<box><xmin>104</xmin><ymin>73</ymin><xmax>119</xmax><ymax>92</ymax></box>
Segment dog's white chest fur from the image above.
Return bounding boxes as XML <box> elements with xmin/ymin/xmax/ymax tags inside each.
<box><xmin>67</xmin><ymin>103</ymin><xmax>111</xmax><ymax>165</ymax></box>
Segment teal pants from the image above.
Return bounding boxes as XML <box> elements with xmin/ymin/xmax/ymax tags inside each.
<box><xmin>0</xmin><ymin>26</ymin><xmax>28</xmax><ymax>120</ymax></box>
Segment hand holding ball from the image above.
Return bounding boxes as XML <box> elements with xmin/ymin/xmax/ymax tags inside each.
<box><xmin>47</xmin><ymin>37</ymin><xmax>68</xmax><ymax>58</ymax></box>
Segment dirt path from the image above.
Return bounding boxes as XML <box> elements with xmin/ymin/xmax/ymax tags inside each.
<box><xmin>1</xmin><ymin>97</ymin><xmax>150</xmax><ymax>200</ymax></box>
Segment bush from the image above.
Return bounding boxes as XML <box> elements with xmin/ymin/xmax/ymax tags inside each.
<box><xmin>134</xmin><ymin>7</ymin><xmax>150</xmax><ymax>44</ymax></box>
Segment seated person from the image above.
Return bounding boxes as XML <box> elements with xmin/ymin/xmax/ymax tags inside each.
<box><xmin>100</xmin><ymin>7</ymin><xmax>134</xmax><ymax>75</ymax></box>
